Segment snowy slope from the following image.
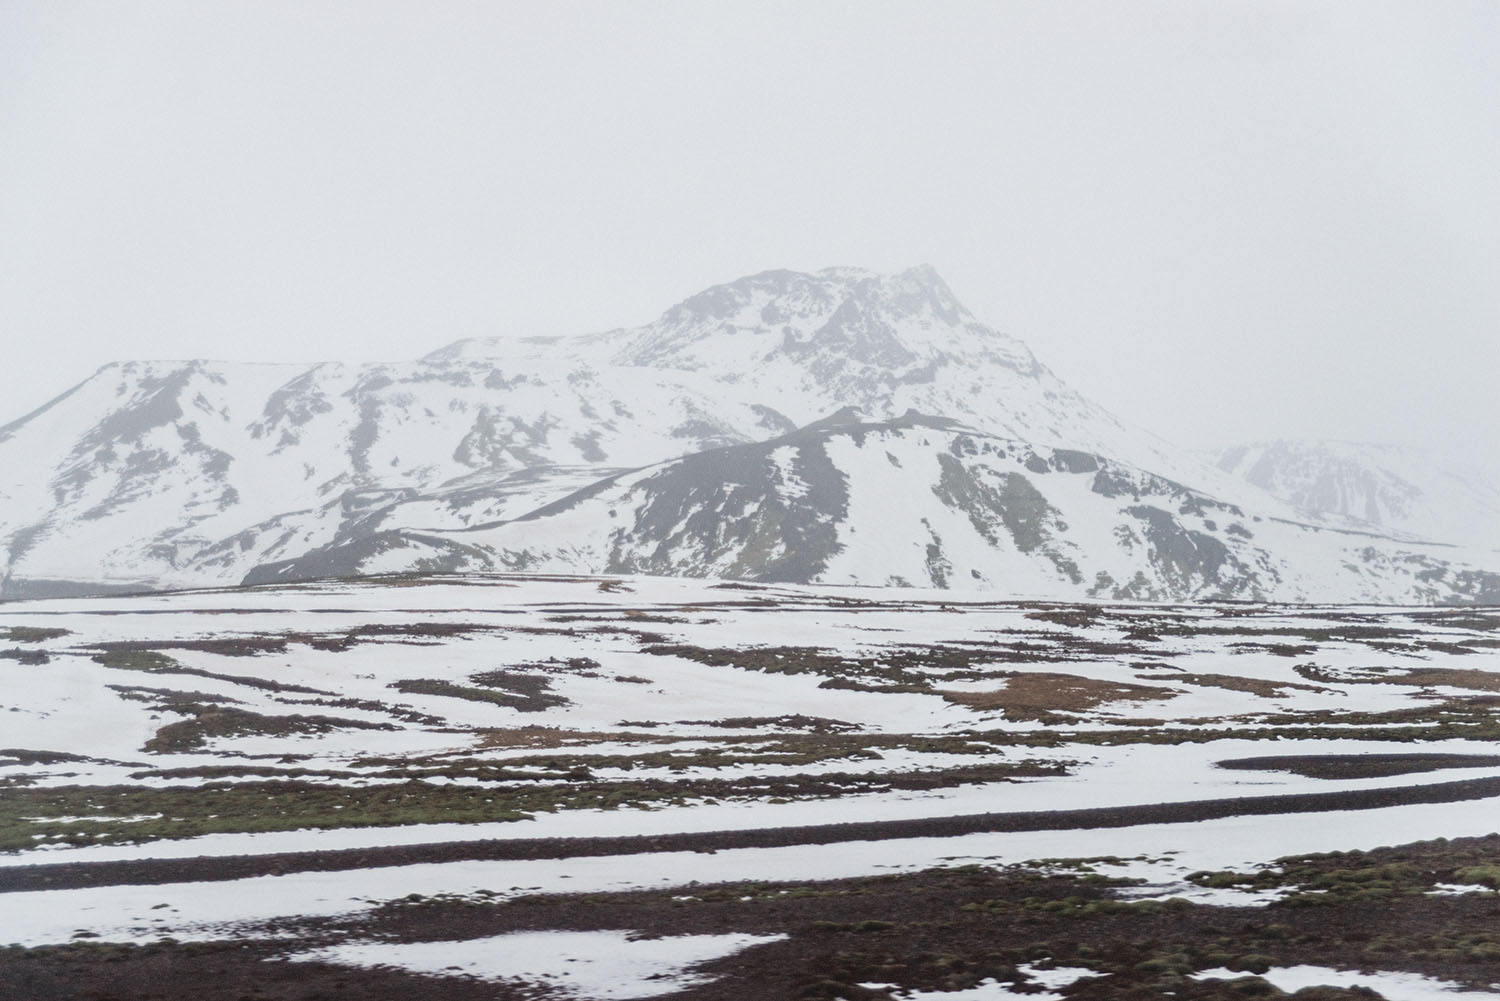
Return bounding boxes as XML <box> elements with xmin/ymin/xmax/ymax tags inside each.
<box><xmin>0</xmin><ymin>266</ymin><xmax>1202</xmax><ymax>596</ymax></box>
<box><xmin>2</xmin><ymin>266</ymin><xmax>1495</xmax><ymax>602</ymax></box>
<box><xmin>1209</xmin><ymin>440</ymin><xmax>1500</xmax><ymax>551</ymax></box>
<box><xmin>247</xmin><ymin>413</ymin><xmax>1500</xmax><ymax>605</ymax></box>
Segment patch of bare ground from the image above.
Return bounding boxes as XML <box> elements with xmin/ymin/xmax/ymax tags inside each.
<box><xmin>672</xmin><ymin>715</ymin><xmax>863</xmax><ymax>733</ymax></box>
<box><xmin>108</xmin><ymin>684</ymin><xmax>245</xmax><ymax>707</ymax></box>
<box><xmin>391</xmin><ymin>673</ymin><xmax>571</xmax><ymax>713</ymax></box>
<box><xmin>0</xmin><ymin>748</ymin><xmax>116</xmax><ymax>767</ymax></box>
<box><xmin>7</xmin><ymin>778</ymin><xmax>1500</xmax><ymax>890</ymax></box>
<box><xmin>473</xmin><ymin>727</ymin><xmax>681</xmax><ymax>750</ymax></box>
<box><xmin>97</xmin><ymin>636</ymin><xmax>293</xmax><ymax>657</ymax></box>
<box><xmin>942</xmin><ymin>673</ymin><xmax>1179</xmax><ymax>720</ymax></box>
<box><xmin>285</xmin><ymin>621</ymin><xmax>501</xmax><ymax>651</ymax></box>
<box><xmin>0</xmin><ymin>626</ymin><xmax>70</xmax><ymax>643</ymax></box>
<box><xmin>1024</xmin><ymin>607</ymin><xmax>1104</xmax><ymax>628</ymax></box>
<box><xmin>0</xmin><ymin>942</ymin><xmax>523</xmax><ymax>1001</ymax></box>
<box><xmin>1412</xmin><ymin>611</ymin><xmax>1500</xmax><ymax>631</ymax></box>
<box><xmin>1133</xmin><ymin>672</ymin><xmax>1335</xmax><ymax>698</ymax></box>
<box><xmin>1227</xmin><ymin>642</ymin><xmax>1320</xmax><ymax>657</ymax></box>
<box><xmin>22</xmin><ymin>835</ymin><xmax>1497</xmax><ymax>1001</ymax></box>
<box><xmin>277</xmin><ymin>695</ymin><xmax>444</xmax><ymax>726</ymax></box>
<box><xmin>91</xmin><ymin>648</ymin><xmax>333</xmax><ymax>695</ymax></box>
<box><xmin>1296</xmin><ymin>664</ymin><xmax>1500</xmax><ymax>692</ymax></box>
<box><xmin>642</xmin><ymin>643</ymin><xmax>1169</xmax><ymax>696</ymax></box>
<box><xmin>1217</xmin><ymin>753</ymin><xmax>1500</xmax><ymax>780</ymax></box>
<box><xmin>143</xmin><ymin>706</ymin><xmax>396</xmax><ymax>754</ymax></box>
<box><xmin>1398</xmin><ymin>668</ymin><xmax>1500</xmax><ymax>692</ymax></box>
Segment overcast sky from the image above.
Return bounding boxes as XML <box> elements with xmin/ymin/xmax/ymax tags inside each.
<box><xmin>2</xmin><ymin>1</ymin><xmax>1495</xmax><ymax>452</ymax></box>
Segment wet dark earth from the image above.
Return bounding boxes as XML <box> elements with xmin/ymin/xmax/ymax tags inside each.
<box><xmin>1216</xmin><ymin>753</ymin><xmax>1500</xmax><ymax>780</ymax></box>
<box><xmin>6</xmin><ymin>776</ymin><xmax>1500</xmax><ymax>894</ymax></box>
<box><xmin>5</xmin><ymin>834</ymin><xmax>1500</xmax><ymax>1001</ymax></box>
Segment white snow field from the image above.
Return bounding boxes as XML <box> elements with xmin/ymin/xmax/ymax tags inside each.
<box><xmin>1</xmin><ymin>573</ymin><xmax>1498</xmax><ymax>999</ymax></box>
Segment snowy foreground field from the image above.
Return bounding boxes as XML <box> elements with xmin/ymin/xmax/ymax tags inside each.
<box><xmin>1</xmin><ymin>574</ymin><xmax>1498</xmax><ymax>1000</ymax></box>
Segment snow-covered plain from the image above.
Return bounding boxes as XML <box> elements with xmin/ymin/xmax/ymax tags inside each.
<box><xmin>1</xmin><ymin>573</ymin><xmax>1497</xmax><ymax>998</ymax></box>
<box><xmin>4</xmin><ymin>795</ymin><xmax>1498</xmax><ymax>950</ymax></box>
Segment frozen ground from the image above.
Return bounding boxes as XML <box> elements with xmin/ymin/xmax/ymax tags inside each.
<box><xmin>1</xmin><ymin>573</ymin><xmax>1497</xmax><ymax>1000</ymax></box>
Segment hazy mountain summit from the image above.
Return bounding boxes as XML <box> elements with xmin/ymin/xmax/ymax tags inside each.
<box><xmin>423</xmin><ymin>265</ymin><xmax>1127</xmax><ymax>458</ymax></box>
<box><xmin>1</xmin><ymin>266</ymin><xmax>1497</xmax><ymax>602</ymax></box>
<box><xmin>1208</xmin><ymin>440</ymin><xmax>1500</xmax><ymax>552</ymax></box>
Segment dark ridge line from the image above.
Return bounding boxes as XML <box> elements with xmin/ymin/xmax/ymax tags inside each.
<box><xmin>3</xmin><ymin>775</ymin><xmax>1499</xmax><ymax>894</ymax></box>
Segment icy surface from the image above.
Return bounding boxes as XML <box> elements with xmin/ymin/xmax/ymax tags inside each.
<box><xmin>289</xmin><ymin>930</ymin><xmax>786</xmax><ymax>998</ymax></box>
<box><xmin>0</xmin><ymin>570</ymin><xmax>1496</xmax><ymax>1001</ymax></box>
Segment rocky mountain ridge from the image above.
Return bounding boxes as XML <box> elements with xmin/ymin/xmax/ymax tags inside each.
<box><xmin>247</xmin><ymin>411</ymin><xmax>1499</xmax><ymax>604</ymax></box>
<box><xmin>2</xmin><ymin>266</ymin><xmax>1496</xmax><ymax>602</ymax></box>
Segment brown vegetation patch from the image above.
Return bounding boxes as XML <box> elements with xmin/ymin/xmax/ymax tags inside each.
<box><xmin>144</xmin><ymin>706</ymin><xmax>396</xmax><ymax>753</ymax></box>
<box><xmin>1218</xmin><ymin>753</ymin><xmax>1500</xmax><ymax>780</ymax></box>
<box><xmin>1295</xmin><ymin>663</ymin><xmax>1500</xmax><ymax>692</ymax></box>
<box><xmin>643</xmin><ymin>641</ymin><xmax>1165</xmax><ymax>695</ymax></box>
<box><xmin>390</xmin><ymin>675</ymin><xmax>569</xmax><ymax>713</ymax></box>
<box><xmin>279</xmin><ymin>695</ymin><xmax>444</xmax><ymax>726</ymax></box>
<box><xmin>1399</xmin><ymin>668</ymin><xmax>1500</xmax><ymax>693</ymax></box>
<box><xmin>91</xmin><ymin>648</ymin><xmax>331</xmax><ymax>695</ymax></box>
<box><xmin>97</xmin><ymin>636</ymin><xmax>290</xmax><ymax>658</ymax></box>
<box><xmin>473</xmin><ymin>726</ymin><xmax>678</xmax><ymax>750</ymax></box>
<box><xmin>0</xmin><ymin>748</ymin><xmax>99</xmax><ymax>767</ymax></box>
<box><xmin>1023</xmin><ymin>606</ymin><xmax>1103</xmax><ymax>628</ymax></box>
<box><xmin>675</xmin><ymin>715</ymin><xmax>863</xmax><ymax>734</ymax></box>
<box><xmin>503</xmin><ymin>657</ymin><xmax>603</xmax><ymax>676</ymax></box>
<box><xmin>286</xmin><ymin>621</ymin><xmax>499</xmax><ymax>652</ymax></box>
<box><xmin>1228</xmin><ymin>641</ymin><xmax>1320</xmax><ymax>657</ymax></box>
<box><xmin>26</xmin><ymin>835</ymin><xmax>1488</xmax><ymax>1001</ymax></box>
<box><xmin>942</xmin><ymin>673</ymin><xmax>1179</xmax><ymax>720</ymax></box>
<box><xmin>0</xmin><ymin>626</ymin><xmax>69</xmax><ymax>643</ymax></box>
<box><xmin>1134</xmin><ymin>672</ymin><xmax>1334</xmax><ymax>698</ymax></box>
<box><xmin>0</xmin><ymin>940</ymin><xmax>509</xmax><ymax>1001</ymax></box>
<box><xmin>107</xmin><ymin>684</ymin><xmax>244</xmax><ymax>708</ymax></box>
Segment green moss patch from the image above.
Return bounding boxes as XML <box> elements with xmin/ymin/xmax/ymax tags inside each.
<box><xmin>0</xmin><ymin>626</ymin><xmax>70</xmax><ymax>643</ymax></box>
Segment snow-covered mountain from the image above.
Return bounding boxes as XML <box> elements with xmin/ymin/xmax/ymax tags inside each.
<box><xmin>1208</xmin><ymin>440</ymin><xmax>1500</xmax><ymax>552</ymax></box>
<box><xmin>2</xmin><ymin>266</ymin><xmax>1496</xmax><ymax>602</ymax></box>
<box><xmin>246</xmin><ymin>411</ymin><xmax>1500</xmax><ymax>605</ymax></box>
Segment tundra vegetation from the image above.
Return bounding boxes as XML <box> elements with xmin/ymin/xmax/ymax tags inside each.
<box><xmin>0</xmin><ymin>574</ymin><xmax>1497</xmax><ymax>999</ymax></box>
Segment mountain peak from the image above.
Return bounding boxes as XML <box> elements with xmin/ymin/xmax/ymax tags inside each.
<box><xmin>420</xmin><ymin>266</ymin><xmax>981</xmax><ymax>372</ymax></box>
<box><xmin>613</xmin><ymin>265</ymin><xmax>981</xmax><ymax>371</ymax></box>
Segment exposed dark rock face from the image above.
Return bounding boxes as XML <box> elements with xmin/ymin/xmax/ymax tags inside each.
<box><xmin>604</xmin><ymin>432</ymin><xmax>849</xmax><ymax>584</ymax></box>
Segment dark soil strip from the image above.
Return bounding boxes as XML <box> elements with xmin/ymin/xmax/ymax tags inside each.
<box><xmin>1218</xmin><ymin>752</ymin><xmax>1500</xmax><ymax>779</ymax></box>
<box><xmin>4</xmin><ymin>775</ymin><xmax>1499</xmax><ymax>894</ymax></box>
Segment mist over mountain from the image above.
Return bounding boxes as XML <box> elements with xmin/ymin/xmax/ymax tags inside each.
<box><xmin>1207</xmin><ymin>440</ymin><xmax>1500</xmax><ymax>552</ymax></box>
<box><xmin>2</xmin><ymin>266</ymin><xmax>1496</xmax><ymax>603</ymax></box>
